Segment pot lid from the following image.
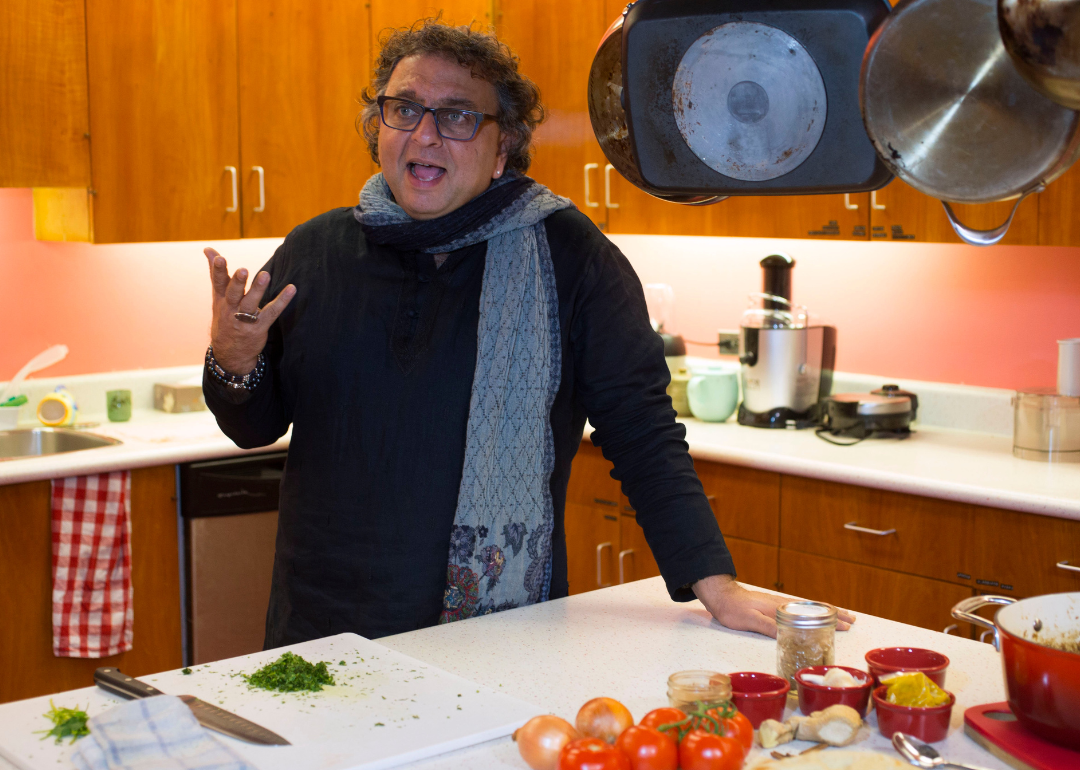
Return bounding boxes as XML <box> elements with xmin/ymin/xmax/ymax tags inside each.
<box><xmin>861</xmin><ymin>0</ymin><xmax>1080</xmax><ymax>203</ymax></box>
<box><xmin>830</xmin><ymin>393</ymin><xmax>912</xmax><ymax>415</ymax></box>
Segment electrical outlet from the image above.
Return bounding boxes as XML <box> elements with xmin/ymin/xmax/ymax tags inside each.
<box><xmin>717</xmin><ymin>330</ymin><xmax>740</xmax><ymax>356</ymax></box>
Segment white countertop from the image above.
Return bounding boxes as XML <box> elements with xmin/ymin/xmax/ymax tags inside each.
<box><xmin>0</xmin><ymin>579</ymin><xmax>1016</xmax><ymax>770</ymax></box>
<box><xmin>3</xmin><ymin>405</ymin><xmax>1079</xmax><ymax>522</ymax></box>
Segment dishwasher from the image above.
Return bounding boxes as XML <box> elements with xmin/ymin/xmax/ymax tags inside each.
<box><xmin>179</xmin><ymin>451</ymin><xmax>286</xmax><ymax>665</ymax></box>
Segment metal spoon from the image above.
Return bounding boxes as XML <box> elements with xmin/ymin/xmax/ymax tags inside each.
<box><xmin>892</xmin><ymin>732</ymin><xmax>989</xmax><ymax>770</ymax></box>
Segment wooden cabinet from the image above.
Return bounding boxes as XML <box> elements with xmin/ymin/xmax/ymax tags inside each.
<box><xmin>726</xmin><ymin>537</ymin><xmax>779</xmax><ymax>592</ymax></box>
<box><xmin>1038</xmin><ymin>162</ymin><xmax>1080</xmax><ymax>246</ymax></box>
<box><xmin>237</xmin><ymin>0</ymin><xmax>373</xmax><ymax>238</ymax></box>
<box><xmin>867</xmin><ymin>178</ymin><xmax>1040</xmax><ymax>245</ymax></box>
<box><xmin>0</xmin><ymin>466</ymin><xmax>182</xmax><ymax>704</ymax></box>
<box><xmin>495</xmin><ymin>0</ymin><xmax>610</xmax><ymax>230</ymax></box>
<box><xmin>0</xmin><ymin>1</ymin><xmax>91</xmax><ymax>188</ymax></box>
<box><xmin>778</xmin><ymin>549</ymin><xmax>974</xmax><ymax>634</ymax></box>
<box><xmin>695</xmin><ymin>461</ymin><xmax>780</xmax><ymax>546</ymax></box>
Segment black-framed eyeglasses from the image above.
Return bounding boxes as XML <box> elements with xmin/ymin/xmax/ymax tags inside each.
<box><xmin>377</xmin><ymin>95</ymin><xmax>499</xmax><ymax>141</ymax></box>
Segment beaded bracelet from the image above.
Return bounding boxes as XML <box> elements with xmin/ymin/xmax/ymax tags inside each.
<box><xmin>205</xmin><ymin>346</ymin><xmax>265</xmax><ymax>391</ymax></box>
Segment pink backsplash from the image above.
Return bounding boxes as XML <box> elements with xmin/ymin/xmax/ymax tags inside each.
<box><xmin>2</xmin><ymin>187</ymin><xmax>1078</xmax><ymax>390</ymax></box>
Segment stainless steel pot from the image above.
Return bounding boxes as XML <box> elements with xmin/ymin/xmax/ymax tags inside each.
<box><xmin>1000</xmin><ymin>0</ymin><xmax>1080</xmax><ymax>110</ymax></box>
<box><xmin>861</xmin><ymin>0</ymin><xmax>1080</xmax><ymax>245</ymax></box>
<box><xmin>587</xmin><ymin>14</ymin><xmax>725</xmax><ymax>207</ymax></box>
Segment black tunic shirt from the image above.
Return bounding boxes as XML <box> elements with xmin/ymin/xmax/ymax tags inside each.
<box><xmin>205</xmin><ymin>206</ymin><xmax>735</xmax><ymax>647</ymax></box>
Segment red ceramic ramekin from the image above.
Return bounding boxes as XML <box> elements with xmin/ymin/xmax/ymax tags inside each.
<box><xmin>865</xmin><ymin>647</ymin><xmax>949</xmax><ymax>688</ymax></box>
<box><xmin>729</xmin><ymin>671</ymin><xmax>790</xmax><ymax>728</ymax></box>
<box><xmin>872</xmin><ymin>684</ymin><xmax>955</xmax><ymax>743</ymax></box>
<box><xmin>794</xmin><ymin>666</ymin><xmax>873</xmax><ymax>715</ymax></box>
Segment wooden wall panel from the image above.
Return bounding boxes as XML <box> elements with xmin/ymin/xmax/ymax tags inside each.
<box><xmin>0</xmin><ymin>0</ymin><xmax>91</xmax><ymax>187</ymax></box>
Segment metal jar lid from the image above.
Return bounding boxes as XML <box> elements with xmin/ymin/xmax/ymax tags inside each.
<box><xmin>776</xmin><ymin>601</ymin><xmax>838</xmax><ymax>629</ymax></box>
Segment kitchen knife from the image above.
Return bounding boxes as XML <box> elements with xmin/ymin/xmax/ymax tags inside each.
<box><xmin>94</xmin><ymin>667</ymin><xmax>290</xmax><ymax>746</ymax></box>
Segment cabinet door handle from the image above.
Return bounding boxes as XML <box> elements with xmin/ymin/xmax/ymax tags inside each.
<box><xmin>604</xmin><ymin>164</ymin><xmax>620</xmax><ymax>209</ymax></box>
<box><xmin>252</xmin><ymin>166</ymin><xmax>266</xmax><ymax>213</ymax></box>
<box><xmin>843</xmin><ymin>521</ymin><xmax>896</xmax><ymax>536</ymax></box>
<box><xmin>943</xmin><ymin>624</ymin><xmax>958</xmax><ymax>635</ymax></box>
<box><xmin>596</xmin><ymin>542</ymin><xmax>613</xmax><ymax>587</ymax></box>
<box><xmin>871</xmin><ymin>191</ymin><xmax>886</xmax><ymax>210</ymax></box>
<box><xmin>225</xmin><ymin>166</ymin><xmax>238</xmax><ymax>213</ymax></box>
<box><xmin>584</xmin><ymin>163</ymin><xmax>600</xmax><ymax>208</ymax></box>
<box><xmin>1058</xmin><ymin>560</ymin><xmax>1080</xmax><ymax>573</ymax></box>
<box><xmin>844</xmin><ymin>193</ymin><xmax>858</xmax><ymax>211</ymax></box>
<box><xmin>618</xmin><ymin>549</ymin><xmax>634</xmax><ymax>584</ymax></box>
<box><xmin>979</xmin><ymin>629</ymin><xmax>995</xmax><ymax>644</ymax></box>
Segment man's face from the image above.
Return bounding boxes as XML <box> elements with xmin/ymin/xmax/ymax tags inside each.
<box><xmin>377</xmin><ymin>54</ymin><xmax>508</xmax><ymax>220</ymax></box>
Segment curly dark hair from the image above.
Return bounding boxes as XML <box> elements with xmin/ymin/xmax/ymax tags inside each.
<box><xmin>358</xmin><ymin>19</ymin><xmax>544</xmax><ymax>175</ymax></box>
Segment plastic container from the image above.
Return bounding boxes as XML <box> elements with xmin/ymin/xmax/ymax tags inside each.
<box><xmin>667</xmin><ymin>670</ymin><xmax>732</xmax><ymax>711</ymax></box>
<box><xmin>729</xmin><ymin>672</ymin><xmax>789</xmax><ymax>728</ymax></box>
<box><xmin>1013</xmin><ymin>389</ymin><xmax>1080</xmax><ymax>463</ymax></box>
<box><xmin>873</xmin><ymin>684</ymin><xmax>955</xmax><ymax>743</ymax></box>
<box><xmin>794</xmin><ymin>665</ymin><xmax>872</xmax><ymax>715</ymax></box>
<box><xmin>776</xmin><ymin>601</ymin><xmax>837</xmax><ymax>689</ymax></box>
<box><xmin>865</xmin><ymin>647</ymin><xmax>949</xmax><ymax>689</ymax></box>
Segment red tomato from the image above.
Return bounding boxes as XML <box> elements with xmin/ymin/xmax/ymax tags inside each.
<box><xmin>557</xmin><ymin>737</ymin><xmax>632</xmax><ymax>770</ymax></box>
<box><xmin>638</xmin><ymin>707</ymin><xmax>687</xmax><ymax>740</ymax></box>
<box><xmin>615</xmin><ymin>725</ymin><xmax>678</xmax><ymax>770</ymax></box>
<box><xmin>678</xmin><ymin>729</ymin><xmax>745</xmax><ymax>770</ymax></box>
<box><xmin>708</xmin><ymin>710</ymin><xmax>753</xmax><ymax>755</ymax></box>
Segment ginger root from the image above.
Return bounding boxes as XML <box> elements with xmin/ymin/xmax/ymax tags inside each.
<box><xmin>756</xmin><ymin>704</ymin><xmax>862</xmax><ymax>748</ymax></box>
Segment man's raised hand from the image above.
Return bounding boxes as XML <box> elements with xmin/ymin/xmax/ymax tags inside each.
<box><xmin>204</xmin><ymin>247</ymin><xmax>295</xmax><ymax>374</ymax></box>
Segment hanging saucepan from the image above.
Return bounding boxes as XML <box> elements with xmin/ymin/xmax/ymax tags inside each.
<box><xmin>861</xmin><ymin>0</ymin><xmax>1080</xmax><ymax>246</ymax></box>
<box><xmin>952</xmin><ymin>593</ymin><xmax>1080</xmax><ymax>749</ymax></box>
<box><xmin>587</xmin><ymin>13</ymin><xmax>725</xmax><ymax>206</ymax></box>
<box><xmin>1000</xmin><ymin>0</ymin><xmax>1080</xmax><ymax>110</ymax></box>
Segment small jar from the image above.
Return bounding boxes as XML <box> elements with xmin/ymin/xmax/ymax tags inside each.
<box><xmin>667</xmin><ymin>670</ymin><xmax>732</xmax><ymax>711</ymax></box>
<box><xmin>776</xmin><ymin>601</ymin><xmax>837</xmax><ymax>689</ymax></box>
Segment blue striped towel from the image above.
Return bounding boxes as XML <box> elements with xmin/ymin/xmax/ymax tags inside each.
<box><xmin>70</xmin><ymin>696</ymin><xmax>256</xmax><ymax>770</ymax></box>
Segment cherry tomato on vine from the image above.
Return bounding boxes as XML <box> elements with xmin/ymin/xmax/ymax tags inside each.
<box><xmin>678</xmin><ymin>729</ymin><xmax>745</xmax><ymax>770</ymax></box>
<box><xmin>557</xmin><ymin>737</ymin><xmax>631</xmax><ymax>770</ymax></box>
<box><xmin>615</xmin><ymin>725</ymin><xmax>678</xmax><ymax>770</ymax></box>
<box><xmin>705</xmin><ymin>709</ymin><xmax>753</xmax><ymax>755</ymax></box>
<box><xmin>638</xmin><ymin>707</ymin><xmax>687</xmax><ymax>740</ymax></box>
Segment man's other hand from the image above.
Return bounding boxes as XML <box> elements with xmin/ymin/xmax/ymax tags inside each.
<box><xmin>692</xmin><ymin>574</ymin><xmax>856</xmax><ymax>638</ymax></box>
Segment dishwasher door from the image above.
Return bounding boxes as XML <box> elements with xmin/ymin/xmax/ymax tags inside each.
<box><xmin>180</xmin><ymin>452</ymin><xmax>286</xmax><ymax>665</ymax></box>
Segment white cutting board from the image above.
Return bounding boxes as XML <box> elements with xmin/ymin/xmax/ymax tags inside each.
<box><xmin>0</xmin><ymin>633</ymin><xmax>542</xmax><ymax>770</ymax></box>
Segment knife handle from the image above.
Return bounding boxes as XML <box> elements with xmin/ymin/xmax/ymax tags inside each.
<box><xmin>94</xmin><ymin>667</ymin><xmax>165</xmax><ymax>700</ymax></box>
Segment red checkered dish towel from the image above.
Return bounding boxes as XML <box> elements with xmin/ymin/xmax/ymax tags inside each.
<box><xmin>51</xmin><ymin>472</ymin><xmax>134</xmax><ymax>658</ymax></box>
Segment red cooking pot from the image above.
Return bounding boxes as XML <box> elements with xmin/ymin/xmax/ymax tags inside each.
<box><xmin>952</xmin><ymin>593</ymin><xmax>1080</xmax><ymax>749</ymax></box>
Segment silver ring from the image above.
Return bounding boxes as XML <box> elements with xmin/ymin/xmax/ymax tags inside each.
<box><xmin>234</xmin><ymin>311</ymin><xmax>259</xmax><ymax>324</ymax></box>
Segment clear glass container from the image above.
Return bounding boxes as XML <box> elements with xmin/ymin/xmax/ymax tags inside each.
<box><xmin>741</xmin><ymin>293</ymin><xmax>809</xmax><ymax>330</ymax></box>
<box><xmin>667</xmin><ymin>670</ymin><xmax>732</xmax><ymax>711</ymax></box>
<box><xmin>776</xmin><ymin>601</ymin><xmax>837</xmax><ymax>689</ymax></box>
<box><xmin>1013</xmin><ymin>389</ymin><xmax>1080</xmax><ymax>463</ymax></box>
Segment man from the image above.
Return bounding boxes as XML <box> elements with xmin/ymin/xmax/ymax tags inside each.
<box><xmin>203</xmin><ymin>21</ymin><xmax>853</xmax><ymax>646</ymax></box>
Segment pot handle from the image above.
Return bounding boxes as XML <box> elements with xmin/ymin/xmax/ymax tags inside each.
<box><xmin>941</xmin><ymin>184</ymin><xmax>1045</xmax><ymax>246</ymax></box>
<box><xmin>951</xmin><ymin>595</ymin><xmax>1016</xmax><ymax>651</ymax></box>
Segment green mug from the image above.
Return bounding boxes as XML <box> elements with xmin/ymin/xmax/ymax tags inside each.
<box><xmin>687</xmin><ymin>368</ymin><xmax>739</xmax><ymax>422</ymax></box>
<box><xmin>107</xmin><ymin>389</ymin><xmax>132</xmax><ymax>422</ymax></box>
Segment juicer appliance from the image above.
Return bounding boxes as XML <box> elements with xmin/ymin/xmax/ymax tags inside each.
<box><xmin>738</xmin><ymin>254</ymin><xmax>836</xmax><ymax>428</ymax></box>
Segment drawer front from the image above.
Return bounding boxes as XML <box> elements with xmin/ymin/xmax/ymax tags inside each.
<box><xmin>778</xmin><ymin>549</ymin><xmax>977</xmax><ymax>636</ymax></box>
<box><xmin>697</xmin><ymin>461</ymin><xmax>780</xmax><ymax>545</ymax></box>
<box><xmin>618</xmin><ymin>514</ymin><xmax>661</xmax><ymax>585</ymax></box>
<box><xmin>727</xmin><ymin>537</ymin><xmax>779</xmax><ymax>592</ymax></box>
<box><xmin>780</xmin><ymin>475</ymin><xmax>976</xmax><ymax>585</ymax></box>
<box><xmin>966</xmin><ymin>505</ymin><xmax>1080</xmax><ymax>598</ymax></box>
<box><xmin>567</xmin><ymin>442</ymin><xmax>623</xmax><ymax>509</ymax></box>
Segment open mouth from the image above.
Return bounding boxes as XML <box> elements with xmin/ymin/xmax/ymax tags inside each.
<box><xmin>408</xmin><ymin>162</ymin><xmax>446</xmax><ymax>182</ymax></box>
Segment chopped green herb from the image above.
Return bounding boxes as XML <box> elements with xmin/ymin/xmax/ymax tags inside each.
<box><xmin>181</xmin><ymin>668</ymin><xmax>192</xmax><ymax>675</ymax></box>
<box><xmin>375</xmin><ymin>722</ymin><xmax>384</xmax><ymax>727</ymax></box>
<box><xmin>242</xmin><ymin>652</ymin><xmax>335</xmax><ymax>693</ymax></box>
<box><xmin>37</xmin><ymin>701</ymin><xmax>89</xmax><ymax>745</ymax></box>
<box><xmin>339</xmin><ymin>660</ymin><xmax>346</xmax><ymax>666</ymax></box>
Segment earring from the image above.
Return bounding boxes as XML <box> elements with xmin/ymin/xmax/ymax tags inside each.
<box><xmin>495</xmin><ymin>170</ymin><xmax>502</xmax><ymax>177</ymax></box>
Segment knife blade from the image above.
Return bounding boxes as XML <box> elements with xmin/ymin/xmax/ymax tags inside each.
<box><xmin>94</xmin><ymin>667</ymin><xmax>290</xmax><ymax>746</ymax></box>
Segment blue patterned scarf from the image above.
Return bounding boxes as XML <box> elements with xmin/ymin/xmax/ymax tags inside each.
<box><xmin>355</xmin><ymin>172</ymin><xmax>573</xmax><ymax>622</ymax></box>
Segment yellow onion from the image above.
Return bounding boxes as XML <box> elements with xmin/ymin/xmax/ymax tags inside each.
<box><xmin>575</xmin><ymin>697</ymin><xmax>635</xmax><ymax>744</ymax></box>
<box><xmin>513</xmin><ymin>714</ymin><xmax>581</xmax><ymax>770</ymax></box>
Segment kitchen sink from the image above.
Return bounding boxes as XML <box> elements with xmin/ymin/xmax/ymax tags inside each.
<box><xmin>0</xmin><ymin>428</ymin><xmax>122</xmax><ymax>461</ymax></box>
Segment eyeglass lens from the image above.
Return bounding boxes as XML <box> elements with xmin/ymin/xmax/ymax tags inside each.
<box><xmin>381</xmin><ymin>98</ymin><xmax>480</xmax><ymax>140</ymax></box>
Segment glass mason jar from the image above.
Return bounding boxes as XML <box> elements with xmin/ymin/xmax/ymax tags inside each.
<box><xmin>667</xmin><ymin>670</ymin><xmax>733</xmax><ymax>712</ymax></box>
<box><xmin>776</xmin><ymin>601</ymin><xmax>838</xmax><ymax>689</ymax></box>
